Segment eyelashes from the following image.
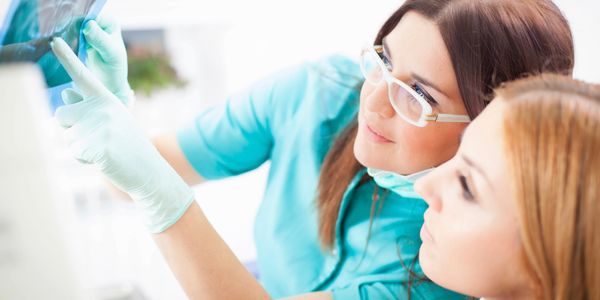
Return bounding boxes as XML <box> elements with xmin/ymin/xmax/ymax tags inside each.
<box><xmin>411</xmin><ymin>83</ymin><xmax>438</xmax><ymax>105</ymax></box>
<box><xmin>379</xmin><ymin>52</ymin><xmax>392</xmax><ymax>70</ymax></box>
<box><xmin>458</xmin><ymin>174</ymin><xmax>475</xmax><ymax>201</ymax></box>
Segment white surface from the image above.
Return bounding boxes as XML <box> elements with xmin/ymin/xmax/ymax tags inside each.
<box><xmin>99</xmin><ymin>0</ymin><xmax>600</xmax><ymax>87</ymax></box>
<box><xmin>0</xmin><ymin>1</ymin><xmax>598</xmax><ymax>84</ymax></box>
<box><xmin>0</xmin><ymin>65</ymin><xmax>85</xmax><ymax>300</ymax></box>
<box><xmin>556</xmin><ymin>0</ymin><xmax>600</xmax><ymax>82</ymax></box>
<box><xmin>102</xmin><ymin>0</ymin><xmax>399</xmax><ymax>93</ymax></box>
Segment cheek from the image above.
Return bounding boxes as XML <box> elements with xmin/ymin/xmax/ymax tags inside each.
<box><xmin>354</xmin><ymin>85</ymin><xmax>399</xmax><ymax>168</ymax></box>
<box><xmin>398</xmin><ymin>127</ymin><xmax>432</xmax><ymax>151</ymax></box>
<box><xmin>358</xmin><ymin>82</ymin><xmax>374</xmax><ymax>109</ymax></box>
<box><xmin>393</xmin><ymin>126</ymin><xmax>447</xmax><ymax>171</ymax></box>
<box><xmin>353</xmin><ymin>118</ymin><xmax>399</xmax><ymax>169</ymax></box>
<box><xmin>400</xmin><ymin>124</ymin><xmax>464</xmax><ymax>168</ymax></box>
<box><xmin>422</xmin><ymin>213</ymin><xmax>522</xmax><ymax>297</ymax></box>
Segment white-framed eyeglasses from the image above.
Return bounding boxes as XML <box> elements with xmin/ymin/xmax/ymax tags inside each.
<box><xmin>360</xmin><ymin>44</ymin><xmax>471</xmax><ymax>127</ymax></box>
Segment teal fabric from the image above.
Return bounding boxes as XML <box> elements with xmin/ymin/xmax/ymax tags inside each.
<box><xmin>177</xmin><ymin>55</ymin><xmax>466</xmax><ymax>300</ymax></box>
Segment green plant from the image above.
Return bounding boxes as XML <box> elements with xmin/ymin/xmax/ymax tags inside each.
<box><xmin>127</xmin><ymin>52</ymin><xmax>186</xmax><ymax>96</ymax></box>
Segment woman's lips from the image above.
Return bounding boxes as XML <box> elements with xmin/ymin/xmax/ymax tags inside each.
<box><xmin>365</xmin><ymin>123</ymin><xmax>394</xmax><ymax>143</ymax></box>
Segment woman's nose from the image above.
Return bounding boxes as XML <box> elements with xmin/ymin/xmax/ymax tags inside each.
<box><xmin>363</xmin><ymin>82</ymin><xmax>396</xmax><ymax>118</ymax></box>
<box><xmin>414</xmin><ymin>171</ymin><xmax>443</xmax><ymax>212</ymax></box>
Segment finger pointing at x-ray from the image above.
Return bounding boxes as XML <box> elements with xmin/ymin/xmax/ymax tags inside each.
<box><xmin>50</xmin><ymin>37</ymin><xmax>115</xmax><ymax>100</ymax></box>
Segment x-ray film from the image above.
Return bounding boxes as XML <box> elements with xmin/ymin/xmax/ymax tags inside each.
<box><xmin>0</xmin><ymin>0</ymin><xmax>106</xmax><ymax>88</ymax></box>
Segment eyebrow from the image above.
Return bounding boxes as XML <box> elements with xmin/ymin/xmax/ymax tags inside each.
<box><xmin>462</xmin><ymin>154</ymin><xmax>492</xmax><ymax>187</ymax></box>
<box><xmin>411</xmin><ymin>73</ymin><xmax>449</xmax><ymax>98</ymax></box>
<box><xmin>381</xmin><ymin>38</ymin><xmax>449</xmax><ymax>98</ymax></box>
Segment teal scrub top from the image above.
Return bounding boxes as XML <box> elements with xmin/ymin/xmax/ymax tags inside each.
<box><xmin>177</xmin><ymin>55</ymin><xmax>466</xmax><ymax>300</ymax></box>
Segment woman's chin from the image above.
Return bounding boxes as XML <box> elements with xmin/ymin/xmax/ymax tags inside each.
<box><xmin>418</xmin><ymin>246</ymin><xmax>438</xmax><ymax>285</ymax></box>
<box><xmin>353</xmin><ymin>136</ymin><xmax>392</xmax><ymax>170</ymax></box>
<box><xmin>353</xmin><ymin>137</ymin><xmax>373</xmax><ymax>167</ymax></box>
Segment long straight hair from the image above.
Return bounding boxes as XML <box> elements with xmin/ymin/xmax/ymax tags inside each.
<box><xmin>498</xmin><ymin>75</ymin><xmax>600</xmax><ymax>300</ymax></box>
<box><xmin>317</xmin><ymin>0</ymin><xmax>574</xmax><ymax>248</ymax></box>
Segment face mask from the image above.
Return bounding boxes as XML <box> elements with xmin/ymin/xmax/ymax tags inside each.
<box><xmin>367</xmin><ymin>167</ymin><xmax>433</xmax><ymax>199</ymax></box>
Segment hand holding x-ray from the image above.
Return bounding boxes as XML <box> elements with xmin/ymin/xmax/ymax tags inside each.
<box><xmin>51</xmin><ymin>37</ymin><xmax>194</xmax><ymax>233</ymax></box>
<box><xmin>82</xmin><ymin>17</ymin><xmax>134</xmax><ymax>106</ymax></box>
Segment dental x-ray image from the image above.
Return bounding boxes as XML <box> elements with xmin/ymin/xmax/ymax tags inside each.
<box><xmin>0</xmin><ymin>0</ymin><xmax>105</xmax><ymax>87</ymax></box>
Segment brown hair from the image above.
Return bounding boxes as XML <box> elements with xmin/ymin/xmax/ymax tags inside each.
<box><xmin>317</xmin><ymin>0</ymin><xmax>575</xmax><ymax>248</ymax></box>
<box><xmin>498</xmin><ymin>74</ymin><xmax>600</xmax><ymax>300</ymax></box>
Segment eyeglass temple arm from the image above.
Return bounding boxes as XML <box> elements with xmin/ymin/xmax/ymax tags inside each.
<box><xmin>425</xmin><ymin>114</ymin><xmax>471</xmax><ymax>123</ymax></box>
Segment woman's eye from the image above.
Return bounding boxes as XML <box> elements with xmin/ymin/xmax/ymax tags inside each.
<box><xmin>458</xmin><ymin>174</ymin><xmax>475</xmax><ymax>201</ymax></box>
<box><xmin>379</xmin><ymin>53</ymin><xmax>393</xmax><ymax>71</ymax></box>
<box><xmin>411</xmin><ymin>83</ymin><xmax>438</xmax><ymax>105</ymax></box>
<box><xmin>411</xmin><ymin>84</ymin><xmax>427</xmax><ymax>98</ymax></box>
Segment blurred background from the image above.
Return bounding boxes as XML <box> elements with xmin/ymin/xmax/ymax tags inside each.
<box><xmin>1</xmin><ymin>0</ymin><xmax>599</xmax><ymax>299</ymax></box>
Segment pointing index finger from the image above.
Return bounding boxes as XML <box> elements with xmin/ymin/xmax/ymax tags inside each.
<box><xmin>50</xmin><ymin>37</ymin><xmax>108</xmax><ymax>98</ymax></box>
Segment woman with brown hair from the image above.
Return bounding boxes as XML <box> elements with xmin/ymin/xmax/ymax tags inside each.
<box><xmin>51</xmin><ymin>0</ymin><xmax>574</xmax><ymax>299</ymax></box>
<box><xmin>415</xmin><ymin>74</ymin><xmax>600</xmax><ymax>300</ymax></box>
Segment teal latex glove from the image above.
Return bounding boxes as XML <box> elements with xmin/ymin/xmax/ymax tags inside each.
<box><xmin>51</xmin><ymin>37</ymin><xmax>194</xmax><ymax>233</ymax></box>
<box><xmin>82</xmin><ymin>17</ymin><xmax>134</xmax><ymax>107</ymax></box>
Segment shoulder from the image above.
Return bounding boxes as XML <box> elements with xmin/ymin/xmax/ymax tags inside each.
<box><xmin>250</xmin><ymin>54</ymin><xmax>363</xmax><ymax>128</ymax></box>
<box><xmin>257</xmin><ymin>54</ymin><xmax>363</xmax><ymax>100</ymax></box>
<box><xmin>308</xmin><ymin>54</ymin><xmax>364</xmax><ymax>88</ymax></box>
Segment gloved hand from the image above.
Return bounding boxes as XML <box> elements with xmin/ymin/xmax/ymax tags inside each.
<box><xmin>51</xmin><ymin>37</ymin><xmax>194</xmax><ymax>233</ymax></box>
<box><xmin>82</xmin><ymin>17</ymin><xmax>134</xmax><ymax>107</ymax></box>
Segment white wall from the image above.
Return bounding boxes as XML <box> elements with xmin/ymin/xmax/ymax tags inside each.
<box><xmin>1</xmin><ymin>0</ymin><xmax>598</xmax><ymax>87</ymax></box>
<box><xmin>554</xmin><ymin>0</ymin><xmax>600</xmax><ymax>82</ymax></box>
<box><xmin>102</xmin><ymin>0</ymin><xmax>599</xmax><ymax>91</ymax></box>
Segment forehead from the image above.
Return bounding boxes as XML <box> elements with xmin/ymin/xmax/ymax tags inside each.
<box><xmin>462</xmin><ymin>101</ymin><xmax>505</xmax><ymax>154</ymax></box>
<box><xmin>462</xmin><ymin>101</ymin><xmax>514</xmax><ymax>207</ymax></box>
<box><xmin>384</xmin><ymin>11</ymin><xmax>458</xmax><ymax>96</ymax></box>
